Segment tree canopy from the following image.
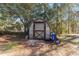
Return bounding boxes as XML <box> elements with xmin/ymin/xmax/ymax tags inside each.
<box><xmin>0</xmin><ymin>3</ymin><xmax>79</xmax><ymax>35</ymax></box>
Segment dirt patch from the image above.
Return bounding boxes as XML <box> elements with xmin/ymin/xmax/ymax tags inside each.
<box><xmin>0</xmin><ymin>35</ymin><xmax>79</xmax><ymax>56</ymax></box>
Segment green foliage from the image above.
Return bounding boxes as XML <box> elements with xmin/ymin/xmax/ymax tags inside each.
<box><xmin>4</xmin><ymin>42</ymin><xmax>18</xmax><ymax>51</ymax></box>
<box><xmin>0</xmin><ymin>3</ymin><xmax>79</xmax><ymax>35</ymax></box>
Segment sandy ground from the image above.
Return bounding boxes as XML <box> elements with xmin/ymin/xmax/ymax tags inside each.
<box><xmin>0</xmin><ymin>35</ymin><xmax>79</xmax><ymax>56</ymax></box>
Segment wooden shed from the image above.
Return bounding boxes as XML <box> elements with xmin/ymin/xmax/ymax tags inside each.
<box><xmin>29</xmin><ymin>19</ymin><xmax>50</xmax><ymax>40</ymax></box>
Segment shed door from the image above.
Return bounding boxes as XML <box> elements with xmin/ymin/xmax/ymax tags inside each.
<box><xmin>33</xmin><ymin>22</ymin><xmax>46</xmax><ymax>39</ymax></box>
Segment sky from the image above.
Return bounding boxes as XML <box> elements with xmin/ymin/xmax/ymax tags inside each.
<box><xmin>49</xmin><ymin>3</ymin><xmax>79</xmax><ymax>12</ymax></box>
<box><xmin>73</xmin><ymin>4</ymin><xmax>79</xmax><ymax>11</ymax></box>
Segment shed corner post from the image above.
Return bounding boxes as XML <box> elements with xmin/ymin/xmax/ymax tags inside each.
<box><xmin>44</xmin><ymin>21</ymin><xmax>46</xmax><ymax>40</ymax></box>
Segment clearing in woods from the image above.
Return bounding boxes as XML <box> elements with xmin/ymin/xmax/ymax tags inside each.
<box><xmin>0</xmin><ymin>35</ymin><xmax>79</xmax><ymax>56</ymax></box>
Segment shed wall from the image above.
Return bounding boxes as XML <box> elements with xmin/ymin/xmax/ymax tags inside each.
<box><xmin>29</xmin><ymin>22</ymin><xmax>50</xmax><ymax>39</ymax></box>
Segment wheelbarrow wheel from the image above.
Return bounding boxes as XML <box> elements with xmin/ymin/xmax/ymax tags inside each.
<box><xmin>55</xmin><ymin>39</ymin><xmax>60</xmax><ymax>45</ymax></box>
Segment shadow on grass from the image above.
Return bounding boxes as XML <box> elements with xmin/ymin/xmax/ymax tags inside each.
<box><xmin>0</xmin><ymin>34</ymin><xmax>79</xmax><ymax>55</ymax></box>
<box><xmin>28</xmin><ymin>35</ymin><xmax>79</xmax><ymax>56</ymax></box>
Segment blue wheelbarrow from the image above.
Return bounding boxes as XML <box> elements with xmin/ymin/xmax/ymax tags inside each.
<box><xmin>51</xmin><ymin>32</ymin><xmax>60</xmax><ymax>45</ymax></box>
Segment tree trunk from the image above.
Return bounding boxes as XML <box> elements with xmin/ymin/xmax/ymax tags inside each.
<box><xmin>24</xmin><ymin>25</ymin><xmax>27</xmax><ymax>35</ymax></box>
<box><xmin>60</xmin><ymin>20</ymin><xmax>62</xmax><ymax>34</ymax></box>
<box><xmin>26</xmin><ymin>28</ymin><xmax>29</xmax><ymax>39</ymax></box>
<box><xmin>68</xmin><ymin>20</ymin><xmax>69</xmax><ymax>34</ymax></box>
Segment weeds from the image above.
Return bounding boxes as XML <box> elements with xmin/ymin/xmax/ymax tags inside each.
<box><xmin>4</xmin><ymin>42</ymin><xmax>18</xmax><ymax>51</ymax></box>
